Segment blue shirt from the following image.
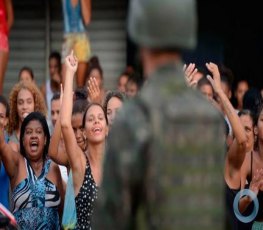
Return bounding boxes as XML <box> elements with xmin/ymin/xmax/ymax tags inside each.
<box><xmin>0</xmin><ymin>162</ymin><xmax>10</xmax><ymax>209</ymax></box>
<box><xmin>62</xmin><ymin>0</ymin><xmax>85</xmax><ymax>33</ymax></box>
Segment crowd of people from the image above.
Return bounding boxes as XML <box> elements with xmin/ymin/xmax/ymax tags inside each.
<box><xmin>1</xmin><ymin>0</ymin><xmax>263</xmax><ymax>229</ymax></box>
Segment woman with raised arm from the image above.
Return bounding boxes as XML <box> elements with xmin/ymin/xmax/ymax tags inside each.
<box><xmin>61</xmin><ymin>51</ymin><xmax>108</xmax><ymax>229</ymax></box>
<box><xmin>48</xmin><ymin>86</ymin><xmax>89</xmax><ymax>229</ymax></box>
<box><xmin>0</xmin><ymin>112</ymin><xmax>64</xmax><ymax>229</ymax></box>
<box><xmin>206</xmin><ymin>62</ymin><xmax>254</xmax><ymax>229</ymax></box>
<box><xmin>48</xmin><ymin>86</ymin><xmax>88</xmax><ymax>167</ymax></box>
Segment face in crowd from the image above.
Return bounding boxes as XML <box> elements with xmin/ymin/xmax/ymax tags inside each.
<box><xmin>20</xmin><ymin>112</ymin><xmax>50</xmax><ymax>162</ymax></box>
<box><xmin>83</xmin><ymin>104</ymin><xmax>108</xmax><ymax>144</ymax></box>
<box><xmin>72</xmin><ymin>112</ymin><xmax>86</xmax><ymax>151</ymax></box>
<box><xmin>51</xmin><ymin>98</ymin><xmax>60</xmax><ymax>127</ymax></box>
<box><xmin>106</xmin><ymin>96</ymin><xmax>123</xmax><ymax>129</ymax></box>
<box><xmin>117</xmin><ymin>74</ymin><xmax>128</xmax><ymax>93</ymax></box>
<box><xmin>235</xmin><ymin>81</ymin><xmax>249</xmax><ymax>109</ymax></box>
<box><xmin>17</xmin><ymin>88</ymin><xmax>34</xmax><ymax>122</ymax></box>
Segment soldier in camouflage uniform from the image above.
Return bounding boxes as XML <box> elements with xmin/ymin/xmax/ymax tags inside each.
<box><xmin>92</xmin><ymin>0</ymin><xmax>226</xmax><ymax>229</ymax></box>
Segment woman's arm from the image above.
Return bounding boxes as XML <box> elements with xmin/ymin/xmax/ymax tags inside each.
<box><xmin>4</xmin><ymin>0</ymin><xmax>14</xmax><ymax>33</ymax></box>
<box><xmin>207</xmin><ymin>62</ymin><xmax>247</xmax><ymax>170</ymax></box>
<box><xmin>48</xmin><ymin>86</ymin><xmax>69</xmax><ymax>167</ymax></box>
<box><xmin>49</xmin><ymin>119</ymin><xmax>69</xmax><ymax>167</ymax></box>
<box><xmin>0</xmin><ymin>125</ymin><xmax>20</xmax><ymax>179</ymax></box>
<box><xmin>8</xmin><ymin>140</ymin><xmax>19</xmax><ymax>153</ymax></box>
<box><xmin>80</xmin><ymin>0</ymin><xmax>91</xmax><ymax>26</ymax></box>
<box><xmin>60</xmin><ymin>52</ymin><xmax>86</xmax><ymax>192</ymax></box>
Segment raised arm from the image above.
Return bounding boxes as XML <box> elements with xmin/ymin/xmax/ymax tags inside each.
<box><xmin>0</xmin><ymin>124</ymin><xmax>20</xmax><ymax>179</ymax></box>
<box><xmin>60</xmin><ymin>52</ymin><xmax>84</xmax><ymax>172</ymax></box>
<box><xmin>206</xmin><ymin>62</ymin><xmax>247</xmax><ymax>170</ymax></box>
<box><xmin>80</xmin><ymin>0</ymin><xmax>91</xmax><ymax>26</ymax></box>
<box><xmin>183</xmin><ymin>63</ymin><xmax>198</xmax><ymax>88</ymax></box>
<box><xmin>48</xmin><ymin>85</ymin><xmax>69</xmax><ymax>167</ymax></box>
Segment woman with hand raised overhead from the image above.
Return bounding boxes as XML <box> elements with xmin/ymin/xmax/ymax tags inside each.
<box><xmin>61</xmin><ymin>51</ymin><xmax>108</xmax><ymax>229</ymax></box>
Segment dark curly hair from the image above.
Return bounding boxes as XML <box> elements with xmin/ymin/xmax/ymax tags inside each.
<box><xmin>8</xmin><ymin>81</ymin><xmax>47</xmax><ymax>135</ymax></box>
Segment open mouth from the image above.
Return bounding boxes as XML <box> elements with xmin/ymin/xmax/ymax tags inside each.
<box><xmin>30</xmin><ymin>141</ymin><xmax>39</xmax><ymax>151</ymax></box>
<box><xmin>92</xmin><ymin>127</ymin><xmax>102</xmax><ymax>134</ymax></box>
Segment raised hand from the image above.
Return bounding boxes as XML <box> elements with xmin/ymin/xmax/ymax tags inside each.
<box><xmin>206</xmin><ymin>62</ymin><xmax>222</xmax><ymax>95</ymax></box>
<box><xmin>183</xmin><ymin>63</ymin><xmax>198</xmax><ymax>88</ymax></box>
<box><xmin>65</xmin><ymin>50</ymin><xmax>78</xmax><ymax>75</ymax></box>
<box><xmin>249</xmin><ymin>169</ymin><xmax>263</xmax><ymax>196</ymax></box>
<box><xmin>87</xmin><ymin>77</ymin><xmax>101</xmax><ymax>104</ymax></box>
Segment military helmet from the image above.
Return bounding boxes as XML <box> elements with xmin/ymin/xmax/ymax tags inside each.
<box><xmin>128</xmin><ymin>0</ymin><xmax>197</xmax><ymax>50</ymax></box>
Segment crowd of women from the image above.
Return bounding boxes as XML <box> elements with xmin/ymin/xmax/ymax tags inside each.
<box><xmin>0</xmin><ymin>50</ymin><xmax>263</xmax><ymax>229</ymax></box>
<box><xmin>0</xmin><ymin>50</ymin><xmax>129</xmax><ymax>229</ymax></box>
<box><xmin>2</xmin><ymin>0</ymin><xmax>263</xmax><ymax>229</ymax></box>
<box><xmin>184</xmin><ymin>62</ymin><xmax>263</xmax><ymax>229</ymax></box>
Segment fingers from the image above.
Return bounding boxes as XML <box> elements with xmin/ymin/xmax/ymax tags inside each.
<box><xmin>183</xmin><ymin>64</ymin><xmax>186</xmax><ymax>71</ymax></box>
<box><xmin>250</xmin><ymin>169</ymin><xmax>263</xmax><ymax>191</ymax></box>
<box><xmin>188</xmin><ymin>69</ymin><xmax>198</xmax><ymax>82</ymax></box>
<box><xmin>206</xmin><ymin>62</ymin><xmax>220</xmax><ymax>78</ymax></box>
<box><xmin>88</xmin><ymin>78</ymin><xmax>99</xmax><ymax>94</ymax></box>
<box><xmin>69</xmin><ymin>56</ymin><xmax>77</xmax><ymax>66</ymax></box>
<box><xmin>254</xmin><ymin>168</ymin><xmax>263</xmax><ymax>181</ymax></box>
<box><xmin>206</xmin><ymin>74</ymin><xmax>214</xmax><ymax>84</ymax></box>
<box><xmin>87</xmin><ymin>79</ymin><xmax>95</xmax><ymax>98</ymax></box>
<box><xmin>87</xmin><ymin>77</ymin><xmax>101</xmax><ymax>103</ymax></box>
<box><xmin>92</xmin><ymin>78</ymin><xmax>100</xmax><ymax>92</ymax></box>
<box><xmin>66</xmin><ymin>50</ymin><xmax>78</xmax><ymax>67</ymax></box>
<box><xmin>70</xmin><ymin>50</ymin><xmax>77</xmax><ymax>61</ymax></box>
<box><xmin>184</xmin><ymin>63</ymin><xmax>197</xmax><ymax>78</ymax></box>
<box><xmin>184</xmin><ymin>63</ymin><xmax>199</xmax><ymax>88</ymax></box>
<box><xmin>205</xmin><ymin>62</ymin><xmax>216</xmax><ymax>71</ymax></box>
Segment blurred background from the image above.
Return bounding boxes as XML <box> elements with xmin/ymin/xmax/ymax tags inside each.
<box><xmin>4</xmin><ymin>0</ymin><xmax>263</xmax><ymax>97</ymax></box>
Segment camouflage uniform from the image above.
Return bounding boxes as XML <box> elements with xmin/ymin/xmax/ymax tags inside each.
<box><xmin>92</xmin><ymin>63</ymin><xmax>226</xmax><ymax>230</ymax></box>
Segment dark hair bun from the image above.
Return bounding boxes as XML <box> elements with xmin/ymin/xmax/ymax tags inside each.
<box><xmin>90</xmin><ymin>56</ymin><xmax>100</xmax><ymax>67</ymax></box>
